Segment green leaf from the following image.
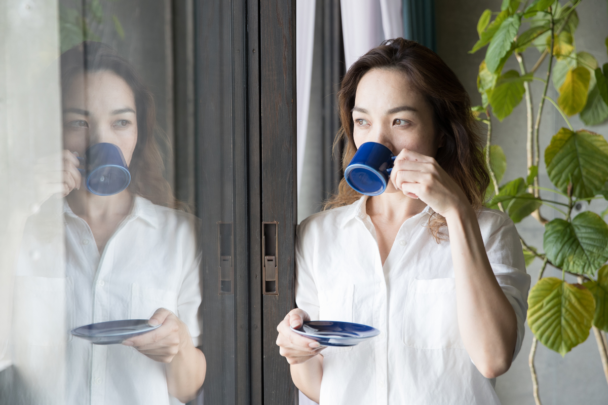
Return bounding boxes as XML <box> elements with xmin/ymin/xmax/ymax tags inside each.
<box><xmin>580</xmin><ymin>85</ymin><xmax>608</xmax><ymax>126</ymax></box>
<box><xmin>112</xmin><ymin>15</ymin><xmax>125</xmax><ymax>40</ymax></box>
<box><xmin>477</xmin><ymin>10</ymin><xmax>492</xmax><ymax>36</ymax></box>
<box><xmin>602</xmin><ymin>207</ymin><xmax>608</xmax><ymax>218</ymax></box>
<box><xmin>577</xmin><ymin>52</ymin><xmax>599</xmax><ymax>71</ymax></box>
<box><xmin>595</xmin><ymin>67</ymin><xmax>608</xmax><ymax>106</ymax></box>
<box><xmin>489</xmin><ymin>178</ymin><xmax>541</xmax><ymax>222</ymax></box>
<box><xmin>548</xmin><ymin>31</ymin><xmax>575</xmax><ymax>60</ymax></box>
<box><xmin>584</xmin><ymin>265</ymin><xmax>608</xmax><ymax>332</ymax></box>
<box><xmin>525</xmin><ymin>0</ymin><xmax>555</xmax><ymax>13</ymax></box>
<box><xmin>558</xmin><ymin>67</ymin><xmax>591</xmax><ymax>116</ymax></box>
<box><xmin>556</xmin><ymin>6</ymin><xmax>579</xmax><ymax>34</ymax></box>
<box><xmin>552</xmin><ymin>58</ymin><xmax>577</xmax><ymax>91</ymax></box>
<box><xmin>484</xmin><ymin>145</ymin><xmax>507</xmax><ymax>201</ymax></box>
<box><xmin>523</xmin><ymin>245</ymin><xmax>538</xmax><ymax>267</ymax></box>
<box><xmin>486</xmin><ymin>15</ymin><xmax>521</xmax><ymax>73</ymax></box>
<box><xmin>528</xmin><ymin>277</ymin><xmax>595</xmax><ymax>356</ymax></box>
<box><xmin>489</xmin><ymin>70</ymin><xmax>529</xmax><ymax>120</ymax></box>
<box><xmin>515</xmin><ymin>25</ymin><xmax>550</xmax><ymax>52</ymax></box>
<box><xmin>544</xmin><ymin>211</ymin><xmax>608</xmax><ymax>276</ymax></box>
<box><xmin>478</xmin><ymin>60</ymin><xmax>498</xmax><ymax>108</ymax></box>
<box><xmin>598</xmin><ymin>182</ymin><xmax>608</xmax><ymax>199</ymax></box>
<box><xmin>545</xmin><ymin>128</ymin><xmax>608</xmax><ymax>198</ymax></box>
<box><xmin>91</xmin><ymin>0</ymin><xmax>103</xmax><ymax>23</ymax></box>
<box><xmin>470</xmin><ymin>10</ymin><xmax>510</xmax><ymax>53</ymax></box>
<box><xmin>527</xmin><ymin>165</ymin><xmax>538</xmax><ymax>185</ymax></box>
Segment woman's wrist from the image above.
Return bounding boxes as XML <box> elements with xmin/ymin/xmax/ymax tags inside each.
<box><xmin>443</xmin><ymin>201</ymin><xmax>476</xmax><ymax>225</ymax></box>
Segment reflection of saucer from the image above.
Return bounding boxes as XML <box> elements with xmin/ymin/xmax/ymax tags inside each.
<box><xmin>71</xmin><ymin>319</ymin><xmax>160</xmax><ymax>345</ymax></box>
<box><xmin>290</xmin><ymin>321</ymin><xmax>380</xmax><ymax>347</ymax></box>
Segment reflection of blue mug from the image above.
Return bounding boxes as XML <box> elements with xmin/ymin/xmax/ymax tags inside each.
<box><xmin>77</xmin><ymin>143</ymin><xmax>131</xmax><ymax>196</ymax></box>
<box><xmin>344</xmin><ymin>142</ymin><xmax>396</xmax><ymax>196</ymax></box>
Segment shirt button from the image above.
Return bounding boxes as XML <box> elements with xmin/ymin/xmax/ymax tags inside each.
<box><xmin>399</xmin><ymin>240</ymin><xmax>407</xmax><ymax>246</ymax></box>
<box><xmin>82</xmin><ymin>239</ymin><xmax>89</xmax><ymax>245</ymax></box>
<box><xmin>97</xmin><ymin>280</ymin><xmax>105</xmax><ymax>287</ymax></box>
<box><xmin>94</xmin><ymin>376</ymin><xmax>101</xmax><ymax>384</ymax></box>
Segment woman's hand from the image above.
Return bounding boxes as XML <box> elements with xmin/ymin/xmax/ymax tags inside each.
<box><xmin>390</xmin><ymin>148</ymin><xmax>470</xmax><ymax>218</ymax></box>
<box><xmin>62</xmin><ymin>150</ymin><xmax>82</xmax><ymax>197</ymax></box>
<box><xmin>276</xmin><ymin>309</ymin><xmax>325</xmax><ymax>365</ymax></box>
<box><xmin>123</xmin><ymin>308</ymin><xmax>192</xmax><ymax>363</ymax></box>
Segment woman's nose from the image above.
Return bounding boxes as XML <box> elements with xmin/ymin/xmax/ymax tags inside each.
<box><xmin>368</xmin><ymin>127</ymin><xmax>394</xmax><ymax>152</ymax></box>
<box><xmin>89</xmin><ymin>124</ymin><xmax>112</xmax><ymax>146</ymax></box>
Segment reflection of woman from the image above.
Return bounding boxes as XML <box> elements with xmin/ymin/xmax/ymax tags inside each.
<box><xmin>277</xmin><ymin>38</ymin><xmax>530</xmax><ymax>404</ymax></box>
<box><xmin>57</xmin><ymin>42</ymin><xmax>205</xmax><ymax>404</ymax></box>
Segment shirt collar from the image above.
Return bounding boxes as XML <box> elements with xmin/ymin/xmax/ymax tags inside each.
<box><xmin>63</xmin><ymin>195</ymin><xmax>159</xmax><ymax>229</ymax></box>
<box><xmin>338</xmin><ymin>196</ymin><xmax>433</xmax><ymax>228</ymax></box>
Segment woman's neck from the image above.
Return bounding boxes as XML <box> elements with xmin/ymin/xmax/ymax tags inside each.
<box><xmin>366</xmin><ymin>190</ymin><xmax>427</xmax><ymax>223</ymax></box>
<box><xmin>67</xmin><ymin>189</ymin><xmax>134</xmax><ymax>222</ymax></box>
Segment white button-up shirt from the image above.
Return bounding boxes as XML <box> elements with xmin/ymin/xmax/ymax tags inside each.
<box><xmin>14</xmin><ymin>196</ymin><xmax>201</xmax><ymax>405</ymax></box>
<box><xmin>296</xmin><ymin>197</ymin><xmax>530</xmax><ymax>405</ymax></box>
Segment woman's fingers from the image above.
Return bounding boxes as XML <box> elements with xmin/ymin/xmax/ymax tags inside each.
<box><xmin>394</xmin><ymin>147</ymin><xmax>434</xmax><ymax>164</ymax></box>
<box><xmin>62</xmin><ymin>151</ymin><xmax>82</xmax><ymax>195</ymax></box>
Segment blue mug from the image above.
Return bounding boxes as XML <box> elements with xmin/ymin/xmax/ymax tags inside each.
<box><xmin>77</xmin><ymin>143</ymin><xmax>131</xmax><ymax>196</ymax></box>
<box><xmin>344</xmin><ymin>142</ymin><xmax>396</xmax><ymax>196</ymax></box>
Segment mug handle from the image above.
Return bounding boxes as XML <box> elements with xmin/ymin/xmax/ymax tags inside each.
<box><xmin>386</xmin><ymin>155</ymin><xmax>396</xmax><ymax>174</ymax></box>
<box><xmin>76</xmin><ymin>156</ymin><xmax>85</xmax><ymax>174</ymax></box>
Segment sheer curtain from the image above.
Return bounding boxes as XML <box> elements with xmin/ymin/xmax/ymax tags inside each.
<box><xmin>0</xmin><ymin>0</ymin><xmax>66</xmax><ymax>403</ymax></box>
<box><xmin>297</xmin><ymin>0</ymin><xmax>316</xmax><ymax>196</ymax></box>
<box><xmin>341</xmin><ymin>0</ymin><xmax>402</xmax><ymax>69</ymax></box>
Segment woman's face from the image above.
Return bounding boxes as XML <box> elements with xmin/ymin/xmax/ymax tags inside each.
<box><xmin>352</xmin><ymin>68</ymin><xmax>440</xmax><ymax>193</ymax></box>
<box><xmin>62</xmin><ymin>70</ymin><xmax>138</xmax><ymax>166</ymax></box>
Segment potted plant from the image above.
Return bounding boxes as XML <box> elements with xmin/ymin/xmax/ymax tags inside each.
<box><xmin>470</xmin><ymin>1</ymin><xmax>608</xmax><ymax>403</ymax></box>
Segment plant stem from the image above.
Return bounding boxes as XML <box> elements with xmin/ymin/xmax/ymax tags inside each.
<box><xmin>529</xmin><ymin>5</ymin><xmax>578</xmax><ymax>74</ymax></box>
<box><xmin>543</xmin><ymin>96</ymin><xmax>573</xmax><ymax>130</ymax></box>
<box><xmin>535</xmin><ymin>186</ymin><xmax>568</xmax><ymax>197</ymax></box>
<box><xmin>594</xmin><ymin>327</ymin><xmax>608</xmax><ymax>385</ymax></box>
<box><xmin>485</xmin><ymin>108</ymin><xmax>504</xmax><ymax>212</ymax></box>
<box><xmin>516</xmin><ymin>51</ymin><xmax>535</xmax><ymax>195</ymax></box>
<box><xmin>531</xmin><ymin>11</ymin><xmax>555</xmax><ymax>225</ymax></box>
<box><xmin>579</xmin><ymin>274</ymin><xmax>608</xmax><ymax>386</ymax></box>
<box><xmin>529</xmin><ymin>257</ymin><xmax>549</xmax><ymax>405</ymax></box>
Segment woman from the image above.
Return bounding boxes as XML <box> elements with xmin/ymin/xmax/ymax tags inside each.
<box><xmin>276</xmin><ymin>38</ymin><xmax>530</xmax><ymax>404</ymax></box>
<box><xmin>19</xmin><ymin>42</ymin><xmax>205</xmax><ymax>404</ymax></box>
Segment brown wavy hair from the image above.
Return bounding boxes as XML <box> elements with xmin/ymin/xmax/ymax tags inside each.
<box><xmin>60</xmin><ymin>41</ymin><xmax>180</xmax><ymax>209</ymax></box>
<box><xmin>325</xmin><ymin>38</ymin><xmax>489</xmax><ymax>241</ymax></box>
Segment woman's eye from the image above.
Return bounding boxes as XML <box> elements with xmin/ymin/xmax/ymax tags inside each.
<box><xmin>114</xmin><ymin>120</ymin><xmax>131</xmax><ymax>128</ymax></box>
<box><xmin>355</xmin><ymin>119</ymin><xmax>369</xmax><ymax>126</ymax></box>
<box><xmin>393</xmin><ymin>119</ymin><xmax>409</xmax><ymax>126</ymax></box>
<box><xmin>66</xmin><ymin>120</ymin><xmax>88</xmax><ymax>128</ymax></box>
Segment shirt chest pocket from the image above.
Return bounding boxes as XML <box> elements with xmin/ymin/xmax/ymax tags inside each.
<box><xmin>130</xmin><ymin>283</ymin><xmax>179</xmax><ymax>320</ymax></box>
<box><xmin>402</xmin><ymin>278</ymin><xmax>465</xmax><ymax>350</ymax></box>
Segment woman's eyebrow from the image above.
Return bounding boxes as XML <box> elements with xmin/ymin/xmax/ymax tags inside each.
<box><xmin>352</xmin><ymin>105</ymin><xmax>418</xmax><ymax>114</ymax></box>
<box><xmin>63</xmin><ymin>107</ymin><xmax>89</xmax><ymax>116</ymax></box>
<box><xmin>112</xmin><ymin>108</ymin><xmax>136</xmax><ymax>115</ymax></box>
<box><xmin>386</xmin><ymin>105</ymin><xmax>417</xmax><ymax>114</ymax></box>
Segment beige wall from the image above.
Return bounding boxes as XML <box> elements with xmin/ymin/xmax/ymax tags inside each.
<box><xmin>436</xmin><ymin>0</ymin><xmax>608</xmax><ymax>403</ymax></box>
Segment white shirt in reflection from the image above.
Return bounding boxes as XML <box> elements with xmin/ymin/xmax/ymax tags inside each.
<box><xmin>295</xmin><ymin>196</ymin><xmax>531</xmax><ymax>405</ymax></box>
<box><xmin>65</xmin><ymin>196</ymin><xmax>201</xmax><ymax>405</ymax></box>
<box><xmin>14</xmin><ymin>195</ymin><xmax>201</xmax><ymax>405</ymax></box>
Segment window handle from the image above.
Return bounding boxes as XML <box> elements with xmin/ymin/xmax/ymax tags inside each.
<box><xmin>262</xmin><ymin>222</ymin><xmax>279</xmax><ymax>295</ymax></box>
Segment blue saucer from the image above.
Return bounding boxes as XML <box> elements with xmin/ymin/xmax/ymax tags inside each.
<box><xmin>291</xmin><ymin>321</ymin><xmax>380</xmax><ymax>347</ymax></box>
<box><xmin>71</xmin><ymin>319</ymin><xmax>160</xmax><ymax>345</ymax></box>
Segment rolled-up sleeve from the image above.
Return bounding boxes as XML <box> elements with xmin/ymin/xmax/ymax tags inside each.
<box><xmin>480</xmin><ymin>210</ymin><xmax>532</xmax><ymax>361</ymax></box>
<box><xmin>295</xmin><ymin>220</ymin><xmax>320</xmax><ymax>321</ymax></box>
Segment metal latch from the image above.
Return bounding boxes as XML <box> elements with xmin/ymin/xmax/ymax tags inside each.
<box><xmin>218</xmin><ymin>222</ymin><xmax>233</xmax><ymax>294</ymax></box>
<box><xmin>262</xmin><ymin>222</ymin><xmax>278</xmax><ymax>295</ymax></box>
